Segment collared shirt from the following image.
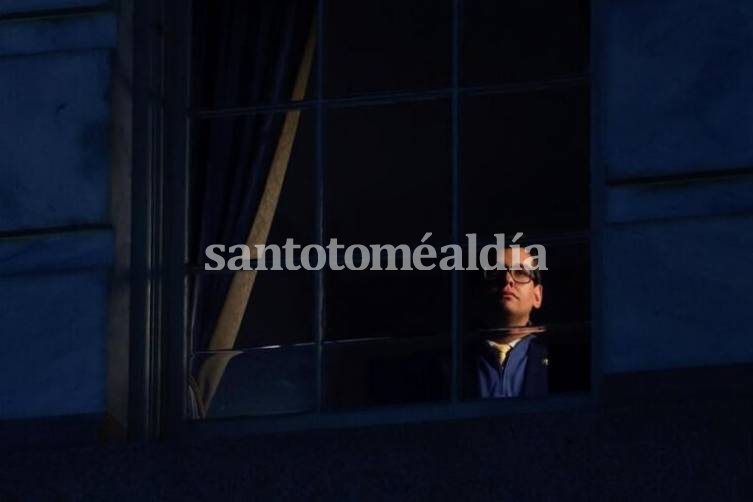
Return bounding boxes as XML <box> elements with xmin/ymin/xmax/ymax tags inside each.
<box><xmin>477</xmin><ymin>335</ymin><xmax>533</xmax><ymax>398</ymax></box>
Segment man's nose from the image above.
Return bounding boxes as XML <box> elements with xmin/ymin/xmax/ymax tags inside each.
<box><xmin>504</xmin><ymin>270</ymin><xmax>515</xmax><ymax>287</ymax></box>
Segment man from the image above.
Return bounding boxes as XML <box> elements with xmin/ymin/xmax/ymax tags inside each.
<box><xmin>464</xmin><ymin>246</ymin><xmax>548</xmax><ymax>399</ymax></box>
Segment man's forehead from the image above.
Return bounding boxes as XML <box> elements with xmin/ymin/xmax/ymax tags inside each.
<box><xmin>497</xmin><ymin>247</ymin><xmax>534</xmax><ymax>264</ymax></box>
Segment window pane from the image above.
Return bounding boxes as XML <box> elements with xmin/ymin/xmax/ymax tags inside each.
<box><xmin>461</xmin><ymin>86</ymin><xmax>590</xmax><ymax>237</ymax></box>
<box><xmin>193</xmin><ymin>0</ymin><xmax>318</xmax><ymax>109</ymax></box>
<box><xmin>461</xmin><ymin>323</ymin><xmax>591</xmax><ymax>400</ymax></box>
<box><xmin>189</xmin><ymin>346</ymin><xmax>316</xmax><ymax>418</ymax></box>
<box><xmin>463</xmin><ymin>240</ymin><xmax>590</xmax><ymax>331</ymax></box>
<box><xmin>324</xmin><ymin>336</ymin><xmax>451</xmax><ymax>409</ymax></box>
<box><xmin>189</xmin><ymin>111</ymin><xmax>316</xmax><ymax>267</ymax></box>
<box><xmin>326</xmin><ymin>101</ymin><xmax>452</xmax><ymax>246</ymax></box>
<box><xmin>188</xmin><ymin>110</ymin><xmax>317</xmax><ymax>355</ymax></box>
<box><xmin>325</xmin><ymin>0</ymin><xmax>451</xmax><ymax>97</ymax></box>
<box><xmin>326</xmin><ymin>266</ymin><xmax>451</xmax><ymax>341</ymax></box>
<box><xmin>189</xmin><ymin>268</ymin><xmax>315</xmax><ymax>352</ymax></box>
<box><xmin>461</xmin><ymin>240</ymin><xmax>591</xmax><ymax>399</ymax></box>
<box><xmin>236</xmin><ymin>268</ymin><xmax>316</xmax><ymax>348</ymax></box>
<box><xmin>462</xmin><ymin>0</ymin><xmax>590</xmax><ymax>86</ymax></box>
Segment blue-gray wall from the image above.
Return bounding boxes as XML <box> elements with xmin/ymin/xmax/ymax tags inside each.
<box><xmin>0</xmin><ymin>1</ymin><xmax>116</xmax><ymax>420</ymax></box>
<box><xmin>595</xmin><ymin>0</ymin><xmax>753</xmax><ymax>373</ymax></box>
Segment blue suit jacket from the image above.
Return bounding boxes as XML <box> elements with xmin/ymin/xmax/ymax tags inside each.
<box><xmin>464</xmin><ymin>334</ymin><xmax>549</xmax><ymax>399</ymax></box>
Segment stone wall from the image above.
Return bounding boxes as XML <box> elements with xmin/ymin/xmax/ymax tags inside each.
<box><xmin>0</xmin><ymin>0</ymin><xmax>116</xmax><ymax>420</ymax></box>
<box><xmin>595</xmin><ymin>0</ymin><xmax>753</xmax><ymax>373</ymax></box>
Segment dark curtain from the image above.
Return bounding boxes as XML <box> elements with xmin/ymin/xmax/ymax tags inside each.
<box><xmin>189</xmin><ymin>0</ymin><xmax>316</xmax><ymax>352</ymax></box>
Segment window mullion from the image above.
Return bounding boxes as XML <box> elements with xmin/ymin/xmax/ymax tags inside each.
<box><xmin>450</xmin><ymin>0</ymin><xmax>463</xmax><ymax>403</ymax></box>
<box><xmin>314</xmin><ymin>0</ymin><xmax>327</xmax><ymax>413</ymax></box>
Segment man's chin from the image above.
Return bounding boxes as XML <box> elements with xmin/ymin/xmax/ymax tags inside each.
<box><xmin>498</xmin><ymin>299</ymin><xmax>518</xmax><ymax>312</ymax></box>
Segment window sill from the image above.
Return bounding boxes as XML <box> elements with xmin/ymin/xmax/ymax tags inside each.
<box><xmin>177</xmin><ymin>393</ymin><xmax>595</xmax><ymax>440</ymax></box>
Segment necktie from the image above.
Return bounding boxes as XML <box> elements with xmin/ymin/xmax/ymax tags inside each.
<box><xmin>487</xmin><ymin>340</ymin><xmax>514</xmax><ymax>366</ymax></box>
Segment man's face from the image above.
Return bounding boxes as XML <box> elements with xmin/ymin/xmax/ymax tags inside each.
<box><xmin>495</xmin><ymin>248</ymin><xmax>543</xmax><ymax>325</ymax></box>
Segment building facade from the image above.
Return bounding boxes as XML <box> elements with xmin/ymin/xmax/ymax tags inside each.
<box><xmin>1</xmin><ymin>0</ymin><xmax>752</xmax><ymax>498</ymax></box>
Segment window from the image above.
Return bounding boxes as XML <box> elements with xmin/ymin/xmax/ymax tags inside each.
<box><xmin>155</xmin><ymin>0</ymin><xmax>591</xmax><ymax>425</ymax></box>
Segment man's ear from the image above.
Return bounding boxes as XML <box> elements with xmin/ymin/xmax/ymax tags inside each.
<box><xmin>532</xmin><ymin>284</ymin><xmax>543</xmax><ymax>309</ymax></box>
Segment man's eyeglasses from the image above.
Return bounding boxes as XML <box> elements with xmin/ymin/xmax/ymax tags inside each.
<box><xmin>483</xmin><ymin>268</ymin><xmax>539</xmax><ymax>285</ymax></box>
